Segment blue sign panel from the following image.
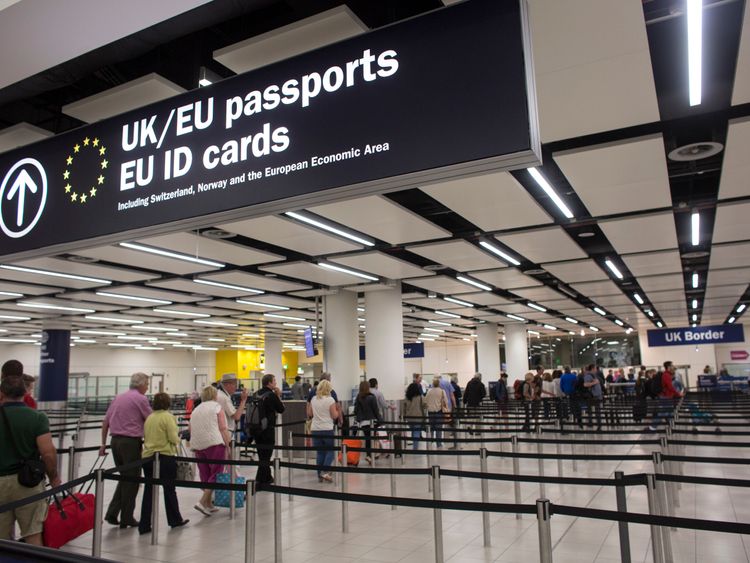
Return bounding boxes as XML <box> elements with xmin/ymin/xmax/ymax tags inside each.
<box><xmin>38</xmin><ymin>329</ymin><xmax>71</xmax><ymax>402</ymax></box>
<box><xmin>647</xmin><ymin>324</ymin><xmax>745</xmax><ymax>347</ymax></box>
<box><xmin>359</xmin><ymin>342</ymin><xmax>425</xmax><ymax>360</ymax></box>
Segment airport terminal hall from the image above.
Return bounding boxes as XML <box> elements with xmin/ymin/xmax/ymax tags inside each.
<box><xmin>1</xmin><ymin>0</ymin><xmax>750</xmax><ymax>562</ymax></box>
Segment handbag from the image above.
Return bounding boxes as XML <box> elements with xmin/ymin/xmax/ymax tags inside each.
<box><xmin>43</xmin><ymin>490</ymin><xmax>95</xmax><ymax>548</ymax></box>
<box><xmin>0</xmin><ymin>406</ymin><xmax>46</xmax><ymax>488</ymax></box>
<box><xmin>176</xmin><ymin>443</ymin><xmax>194</xmax><ymax>481</ymax></box>
<box><xmin>215</xmin><ymin>469</ymin><xmax>246</xmax><ymax>508</ymax></box>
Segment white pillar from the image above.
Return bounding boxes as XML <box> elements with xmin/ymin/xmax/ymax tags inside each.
<box><xmin>504</xmin><ymin>323</ymin><xmax>529</xmax><ymax>385</ymax></box>
<box><xmin>264</xmin><ymin>338</ymin><xmax>283</xmax><ymax>381</ymax></box>
<box><xmin>477</xmin><ymin>323</ymin><xmax>500</xmax><ymax>380</ymax></box>
<box><xmin>365</xmin><ymin>284</ymin><xmax>404</xmax><ymax>401</ymax></box>
<box><xmin>323</xmin><ymin>290</ymin><xmax>360</xmax><ymax>400</ymax></box>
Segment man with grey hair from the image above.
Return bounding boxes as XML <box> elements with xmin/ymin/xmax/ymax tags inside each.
<box><xmin>463</xmin><ymin>372</ymin><xmax>487</xmax><ymax>410</ymax></box>
<box><xmin>99</xmin><ymin>372</ymin><xmax>152</xmax><ymax>528</ymax></box>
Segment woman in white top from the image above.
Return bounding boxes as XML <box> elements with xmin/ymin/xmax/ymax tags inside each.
<box><xmin>541</xmin><ymin>373</ymin><xmax>556</xmax><ymax>419</ymax></box>
<box><xmin>306</xmin><ymin>380</ymin><xmax>340</xmax><ymax>482</ymax></box>
<box><xmin>188</xmin><ymin>385</ymin><xmax>230</xmax><ymax>515</ymax></box>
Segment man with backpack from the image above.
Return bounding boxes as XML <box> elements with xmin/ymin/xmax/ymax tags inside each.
<box><xmin>248</xmin><ymin>374</ymin><xmax>285</xmax><ymax>485</ymax></box>
<box><xmin>646</xmin><ymin>361</ymin><xmax>683</xmax><ymax>431</ymax></box>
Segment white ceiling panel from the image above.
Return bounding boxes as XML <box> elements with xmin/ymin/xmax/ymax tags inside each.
<box><xmin>542</xmin><ymin>260</ymin><xmax>607</xmax><ymax>284</ymax></box>
<box><xmin>260</xmin><ymin>261</ymin><xmax>373</xmax><ymax>287</ymax></box>
<box><xmin>407</xmin><ymin>240</ymin><xmax>504</xmax><ymax>271</ymax></box>
<box><xmin>74</xmin><ymin>245</ymin><xmax>217</xmax><ymax>275</ymax></box>
<box><xmin>63</xmin><ymin>73</ymin><xmax>185</xmax><ymax>122</ymax></box>
<box><xmin>622</xmin><ymin>250</ymin><xmax>683</xmax><ymax>276</ymax></box>
<box><xmin>403</xmin><ymin>297</ymin><xmax>459</xmax><ymax>310</ymax></box>
<box><xmin>15</xmin><ymin>297</ymin><xmax>121</xmax><ymax>313</ymax></box>
<box><xmin>496</xmin><ymin>227</ymin><xmax>587</xmax><ymax>264</ymax></box>
<box><xmin>63</xmin><ymin>288</ymin><xmax>201</xmax><ymax>306</ymax></box>
<box><xmin>599</xmin><ymin>212</ymin><xmax>678</xmax><ymax>254</ymax></box>
<box><xmin>570</xmin><ymin>279</ymin><xmax>621</xmax><ymax>297</ymax></box>
<box><xmin>419</xmin><ymin>170</ymin><xmax>551</xmax><ymax>231</ymax></box>
<box><xmin>472</xmin><ymin>268</ymin><xmax>541</xmax><ymax>290</ymax></box>
<box><xmin>137</xmin><ymin>232</ymin><xmax>283</xmax><ymax>266</ymax></box>
<box><xmin>407</xmin><ymin>276</ymin><xmax>484</xmax><ymax>295</ymax></box>
<box><xmin>138</xmin><ymin>304</ymin><xmax>235</xmax><ymax>317</ymax></box>
<box><xmin>0</xmin><ymin>281</ymin><xmax>59</xmax><ymax>296</ymax></box>
<box><xmin>713</xmin><ymin>203</ymin><xmax>750</xmax><ymax>243</ymax></box>
<box><xmin>14</xmin><ymin>257</ymin><xmax>155</xmax><ymax>283</ymax></box>
<box><xmin>308</xmin><ymin>195</ymin><xmax>449</xmax><ymax>244</ymax></box>
<box><xmin>637</xmin><ymin>274</ymin><xmax>685</xmax><ymax>293</ymax></box>
<box><xmin>330</xmin><ymin>251</ymin><xmax>429</xmax><ymax>280</ymax></box>
<box><xmin>710</xmin><ymin>243</ymin><xmax>750</xmax><ymax>270</ymax></box>
<box><xmin>446</xmin><ymin>292</ymin><xmax>513</xmax><ymax>307</ymax></box>
<box><xmin>595</xmin><ymin>293</ymin><xmax>639</xmax><ymax>307</ymax></box>
<box><xmin>732</xmin><ymin>5</ymin><xmax>750</xmax><ymax>105</ymax></box>
<box><xmin>0</xmin><ymin>268</ymin><xmax>101</xmax><ymax>290</ymax></box>
<box><xmin>512</xmin><ymin>286</ymin><xmax>568</xmax><ymax>302</ymax></box>
<box><xmin>217</xmin><ymin>216</ymin><xmax>361</xmax><ymax>255</ymax></box>
<box><xmin>707</xmin><ymin>267</ymin><xmax>750</xmax><ymax>288</ymax></box>
<box><xmin>0</xmin><ymin>122</ymin><xmax>52</xmax><ymax>154</ymax></box>
<box><xmin>529</xmin><ymin>0</ymin><xmax>658</xmax><ymax>142</ymax></box>
<box><xmin>554</xmin><ymin>136</ymin><xmax>670</xmax><ymax>216</ymax></box>
<box><xmin>718</xmin><ymin>118</ymin><xmax>750</xmax><ymax>199</ymax></box>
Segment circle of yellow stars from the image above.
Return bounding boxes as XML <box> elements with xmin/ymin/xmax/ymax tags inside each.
<box><xmin>63</xmin><ymin>136</ymin><xmax>108</xmax><ymax>204</ymax></box>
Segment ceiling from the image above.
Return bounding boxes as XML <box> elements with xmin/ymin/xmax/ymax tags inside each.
<box><xmin>0</xmin><ymin>0</ymin><xmax>749</xmax><ymax>353</ymax></box>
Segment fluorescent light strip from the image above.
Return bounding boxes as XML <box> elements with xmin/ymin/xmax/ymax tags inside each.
<box><xmin>428</xmin><ymin>320</ymin><xmax>451</xmax><ymax>327</ymax></box>
<box><xmin>107</xmin><ymin>343</ymin><xmax>139</xmax><ymax>347</ymax></box>
<box><xmin>728</xmin><ymin>316</ymin><xmax>736</xmax><ymax>324</ymax></box>
<box><xmin>317</xmin><ymin>262</ymin><xmax>379</xmax><ymax>282</ymax></box>
<box><xmin>589</xmin><ymin>326</ymin><xmax>600</xmax><ymax>332</ymax></box>
<box><xmin>506</xmin><ymin>314</ymin><xmax>526</xmax><ymax>322</ymax></box>
<box><xmin>0</xmin><ymin>291</ymin><xmax>22</xmax><ymax>297</ymax></box>
<box><xmin>424</xmin><ymin>327</ymin><xmax>444</xmax><ymax>333</ymax></box>
<box><xmin>236</xmin><ymin>299</ymin><xmax>289</xmax><ymax>311</ymax></box>
<box><xmin>0</xmin><ymin>338</ymin><xmax>36</xmax><ymax>343</ymax></box>
<box><xmin>692</xmin><ymin>273</ymin><xmax>699</xmax><ymax>288</ymax></box>
<box><xmin>614</xmin><ymin>319</ymin><xmax>624</xmax><ymax>326</ymax></box>
<box><xmin>605</xmin><ymin>260</ymin><xmax>624</xmax><ymax>280</ymax></box>
<box><xmin>194</xmin><ymin>279</ymin><xmax>263</xmax><ymax>294</ymax></box>
<box><xmin>646</xmin><ymin>310</ymin><xmax>655</xmax><ymax>317</ymax></box>
<box><xmin>242</xmin><ymin>333</ymin><xmax>259</xmax><ymax>338</ymax></box>
<box><xmin>633</xmin><ymin>293</ymin><xmax>644</xmax><ymax>305</ymax></box>
<box><xmin>17</xmin><ymin>302</ymin><xmax>95</xmax><ymax>313</ymax></box>
<box><xmin>543</xmin><ymin>324</ymin><xmax>557</xmax><ymax>330</ymax></box>
<box><xmin>85</xmin><ymin>315</ymin><xmax>144</xmax><ymax>324</ymax></box>
<box><xmin>436</xmin><ymin>311</ymin><xmax>460</xmax><ymax>319</ymax></box>
<box><xmin>193</xmin><ymin>319</ymin><xmax>238</xmax><ymax>327</ymax></box>
<box><xmin>95</xmin><ymin>291</ymin><xmax>171</xmax><ymax>305</ymax></box>
<box><xmin>264</xmin><ymin>313</ymin><xmax>306</xmax><ymax>321</ymax></box>
<box><xmin>526</xmin><ymin>302</ymin><xmax>546</xmax><ymax>313</ymax></box>
<box><xmin>737</xmin><ymin>304</ymin><xmax>746</xmax><ymax>313</ymax></box>
<box><xmin>134</xmin><ymin>325</ymin><xmax>179</xmax><ymax>332</ymax></box>
<box><xmin>0</xmin><ymin>264</ymin><xmax>111</xmax><ymax>285</ymax></box>
<box><xmin>478</xmin><ymin>241</ymin><xmax>521</xmax><ymax>266</ymax></box>
<box><xmin>75</xmin><ymin>339</ymin><xmax>97</xmax><ymax>344</ymax></box>
<box><xmin>285</xmin><ymin>211</ymin><xmax>374</xmax><ymax>246</ymax></box>
<box><xmin>117</xmin><ymin>335</ymin><xmax>157</xmax><ymax>341</ymax></box>
<box><xmin>443</xmin><ymin>297</ymin><xmax>473</xmax><ymax>307</ymax></box>
<box><xmin>564</xmin><ymin>317</ymin><xmax>579</xmax><ymax>324</ymax></box>
<box><xmin>153</xmin><ymin>308</ymin><xmax>209</xmax><ymax>318</ymax></box>
<box><xmin>136</xmin><ymin>346</ymin><xmax>164</xmax><ymax>350</ymax></box>
<box><xmin>691</xmin><ymin>212</ymin><xmax>700</xmax><ymax>246</ymax></box>
<box><xmin>692</xmin><ymin>314</ymin><xmax>698</xmax><ymax>322</ymax></box>
<box><xmin>284</xmin><ymin>323</ymin><xmax>311</xmax><ymax>329</ymax></box>
<box><xmin>692</xmin><ymin>299</ymin><xmax>698</xmax><ymax>309</ymax></box>
<box><xmin>625</xmin><ymin>328</ymin><xmax>633</xmax><ymax>335</ymax></box>
<box><xmin>119</xmin><ymin>242</ymin><xmax>225</xmax><ymax>268</ymax></box>
<box><xmin>528</xmin><ymin>330</ymin><xmax>540</xmax><ymax>336</ymax></box>
<box><xmin>79</xmin><ymin>329</ymin><xmax>125</xmax><ymax>336</ymax></box>
<box><xmin>592</xmin><ymin>307</ymin><xmax>607</xmax><ymax>316</ymax></box>
<box><xmin>456</xmin><ymin>275</ymin><xmax>492</xmax><ymax>291</ymax></box>
<box><xmin>166</xmin><ymin>332</ymin><xmax>189</xmax><ymax>337</ymax></box>
<box><xmin>657</xmin><ymin>321</ymin><xmax>664</xmax><ymax>328</ymax></box>
<box><xmin>687</xmin><ymin>0</ymin><xmax>703</xmax><ymax>106</ymax></box>
<box><xmin>528</xmin><ymin>168</ymin><xmax>574</xmax><ymax>219</ymax></box>
<box><xmin>231</xmin><ymin>345</ymin><xmax>263</xmax><ymax>350</ymax></box>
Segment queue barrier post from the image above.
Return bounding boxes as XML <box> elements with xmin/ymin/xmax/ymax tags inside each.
<box><xmin>244</xmin><ymin>480</ymin><xmax>256</xmax><ymax>563</ymax></box>
<box><xmin>151</xmin><ymin>452</ymin><xmax>160</xmax><ymax>546</ymax></box>
<box><xmin>571</xmin><ymin>441</ymin><xmax>578</xmax><ymax>472</ymax></box>
<box><xmin>432</xmin><ymin>466</ymin><xmax>444</xmax><ymax>563</ymax></box>
<box><xmin>455</xmin><ymin>419</ymin><xmax>462</xmax><ymax>476</ymax></box>
<box><xmin>480</xmin><ymin>448</ymin><xmax>491</xmax><ymax>547</ymax></box>
<box><xmin>536</xmin><ymin>498</ymin><xmax>553</xmax><ymax>563</ymax></box>
<box><xmin>511</xmin><ymin>435</ymin><xmax>522</xmax><ymax>520</ymax></box>
<box><xmin>614</xmin><ymin>471</ymin><xmax>632</xmax><ymax>563</ymax></box>
<box><xmin>652</xmin><ymin>453</ymin><xmax>674</xmax><ymax>561</ymax></box>
<box><xmin>426</xmin><ymin>429</ymin><xmax>433</xmax><ymax>493</ymax></box>
<box><xmin>341</xmin><ymin>442</ymin><xmax>349</xmax><ymax>533</ymax></box>
<box><xmin>67</xmin><ymin>445</ymin><xmax>76</xmax><ymax>482</ymax></box>
<box><xmin>287</xmin><ymin>432</ymin><xmax>294</xmax><ymax>502</ymax></box>
<box><xmin>390</xmin><ymin>447</ymin><xmax>397</xmax><ymax>511</ymax></box>
<box><xmin>660</xmin><ymin>436</ymin><xmax>679</xmax><ymax>507</ymax></box>
<box><xmin>646</xmin><ymin>474</ymin><xmax>664</xmax><ymax>563</ymax></box>
<box><xmin>479</xmin><ymin>414</ymin><xmax>485</xmax><ymax>449</ymax></box>
<box><xmin>555</xmin><ymin>422</ymin><xmax>563</xmax><ymax>478</ymax></box>
<box><xmin>230</xmin><ymin>440</ymin><xmax>237</xmax><ymax>520</ymax></box>
<box><xmin>536</xmin><ymin>426</ymin><xmax>546</xmax><ymax>498</ymax></box>
<box><xmin>92</xmin><ymin>469</ymin><xmax>104</xmax><ymax>558</ymax></box>
<box><xmin>274</xmin><ymin>458</ymin><xmax>282</xmax><ymax>563</ymax></box>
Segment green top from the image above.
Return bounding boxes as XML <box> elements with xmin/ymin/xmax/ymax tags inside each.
<box><xmin>0</xmin><ymin>403</ymin><xmax>50</xmax><ymax>476</ymax></box>
<box><xmin>142</xmin><ymin>410</ymin><xmax>180</xmax><ymax>458</ymax></box>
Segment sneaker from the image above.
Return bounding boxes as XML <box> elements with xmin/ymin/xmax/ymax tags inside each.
<box><xmin>194</xmin><ymin>503</ymin><xmax>211</xmax><ymax>516</ymax></box>
<box><xmin>320</xmin><ymin>473</ymin><xmax>333</xmax><ymax>482</ymax></box>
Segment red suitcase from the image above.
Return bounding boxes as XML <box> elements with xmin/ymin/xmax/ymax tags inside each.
<box><xmin>337</xmin><ymin>438</ymin><xmax>362</xmax><ymax>466</ymax></box>
<box><xmin>43</xmin><ymin>492</ymin><xmax>95</xmax><ymax>548</ymax></box>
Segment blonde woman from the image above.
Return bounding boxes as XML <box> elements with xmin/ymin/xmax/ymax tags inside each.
<box><xmin>188</xmin><ymin>385</ymin><xmax>230</xmax><ymax>515</ymax></box>
<box><xmin>306</xmin><ymin>380</ymin><xmax>339</xmax><ymax>482</ymax></box>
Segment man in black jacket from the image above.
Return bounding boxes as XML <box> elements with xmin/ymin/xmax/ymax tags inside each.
<box><xmin>254</xmin><ymin>374</ymin><xmax>285</xmax><ymax>485</ymax></box>
<box><xmin>463</xmin><ymin>372</ymin><xmax>487</xmax><ymax>411</ymax></box>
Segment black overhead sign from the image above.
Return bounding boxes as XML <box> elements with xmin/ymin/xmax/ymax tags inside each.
<box><xmin>0</xmin><ymin>0</ymin><xmax>540</xmax><ymax>259</ymax></box>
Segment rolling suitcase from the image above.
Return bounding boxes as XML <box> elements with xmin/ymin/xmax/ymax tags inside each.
<box><xmin>393</xmin><ymin>434</ymin><xmax>404</xmax><ymax>458</ymax></box>
<box><xmin>337</xmin><ymin>438</ymin><xmax>362</xmax><ymax>466</ymax></box>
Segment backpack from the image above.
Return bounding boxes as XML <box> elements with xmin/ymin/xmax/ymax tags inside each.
<box><xmin>245</xmin><ymin>392</ymin><xmax>268</xmax><ymax>435</ymax></box>
<box><xmin>513</xmin><ymin>379</ymin><xmax>523</xmax><ymax>400</ymax></box>
<box><xmin>648</xmin><ymin>373</ymin><xmax>663</xmax><ymax>398</ymax></box>
<box><xmin>575</xmin><ymin>374</ymin><xmax>591</xmax><ymax>398</ymax></box>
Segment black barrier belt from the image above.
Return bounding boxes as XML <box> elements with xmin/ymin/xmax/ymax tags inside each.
<box><xmin>662</xmin><ymin>454</ymin><xmax>750</xmax><ymax>465</ymax></box>
<box><xmin>669</xmin><ymin>440</ymin><xmax>750</xmax><ymax>447</ymax></box>
<box><xmin>292</xmin><ymin>431</ymin><xmax>513</xmax><ymax>443</ymax></box>
<box><xmin>55</xmin><ymin>445</ymin><xmax>110</xmax><ymax>455</ymax></box>
<box><xmin>259</xmin><ymin>483</ymin><xmax>539</xmax><ymax>515</ymax></box>
<box><xmin>0</xmin><ymin>474</ymin><xmax>93</xmax><ymax>514</ymax></box>
<box><xmin>516</xmin><ymin>438</ymin><xmax>661</xmax><ymax>446</ymax></box>
<box><xmin>104</xmin><ymin>474</ymin><xmax>247</xmax><ymax>492</ymax></box>
<box><xmin>102</xmin><ymin>457</ymin><xmax>149</xmax><ymax>474</ymax></box>
<box><xmin>551</xmin><ymin>503</ymin><xmax>750</xmax><ymax>535</ymax></box>
<box><xmin>656</xmin><ymin>473</ymin><xmax>750</xmax><ymax>488</ymax></box>
<box><xmin>439</xmin><ymin>468</ymin><xmax>646</xmax><ymax>487</ymax></box>
<box><xmin>172</xmin><ymin>455</ymin><xmax>259</xmax><ymax>467</ymax></box>
<box><xmin>248</xmin><ymin>444</ymin><xmax>482</xmax><ymax>456</ymax></box>
<box><xmin>486</xmin><ymin>450</ymin><xmax>653</xmax><ymax>461</ymax></box>
<box><xmin>673</xmin><ymin>430</ymin><xmax>750</xmax><ymax>435</ymax></box>
<box><xmin>279</xmin><ymin>461</ymin><xmax>429</xmax><ymax>476</ymax></box>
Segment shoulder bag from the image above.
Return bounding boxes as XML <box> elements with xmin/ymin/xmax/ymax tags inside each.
<box><xmin>0</xmin><ymin>406</ymin><xmax>46</xmax><ymax>487</ymax></box>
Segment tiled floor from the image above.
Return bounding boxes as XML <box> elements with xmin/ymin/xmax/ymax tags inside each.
<box><xmin>51</xmin><ymin>422</ymin><xmax>750</xmax><ymax>563</ymax></box>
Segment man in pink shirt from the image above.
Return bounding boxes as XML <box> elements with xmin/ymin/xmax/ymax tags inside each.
<box><xmin>99</xmin><ymin>372</ymin><xmax>152</xmax><ymax>528</ymax></box>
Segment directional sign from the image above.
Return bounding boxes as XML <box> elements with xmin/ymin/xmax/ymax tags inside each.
<box><xmin>0</xmin><ymin>158</ymin><xmax>47</xmax><ymax>239</ymax></box>
<box><xmin>730</xmin><ymin>350</ymin><xmax>749</xmax><ymax>361</ymax></box>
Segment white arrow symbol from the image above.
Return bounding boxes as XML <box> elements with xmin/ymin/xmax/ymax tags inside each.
<box><xmin>6</xmin><ymin>169</ymin><xmax>38</xmax><ymax>227</ymax></box>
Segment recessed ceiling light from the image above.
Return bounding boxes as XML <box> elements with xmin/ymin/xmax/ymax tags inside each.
<box><xmin>633</xmin><ymin>293</ymin><xmax>644</xmax><ymax>305</ymax></box>
<box><xmin>691</xmin><ymin>212</ymin><xmax>700</xmax><ymax>246</ymax></box>
<box><xmin>0</xmin><ymin>264</ymin><xmax>111</xmax><ymax>285</ymax></box>
<box><xmin>264</xmin><ymin>313</ymin><xmax>306</xmax><ymax>321</ymax></box>
<box><xmin>117</xmin><ymin>335</ymin><xmax>158</xmax><ymax>341</ymax></box>
<box><xmin>543</xmin><ymin>324</ymin><xmax>557</xmax><ymax>330</ymax></box>
<box><xmin>692</xmin><ymin>299</ymin><xmax>698</xmax><ymax>309</ymax></box>
<box><xmin>436</xmin><ymin>310</ymin><xmax>460</xmax><ymax>319</ymax></box>
<box><xmin>85</xmin><ymin>315</ymin><xmax>144</xmax><ymax>324</ymax></box>
<box><xmin>194</xmin><ymin>279</ymin><xmax>264</xmax><ymax>294</ymax></box>
<box><xmin>478</xmin><ymin>241</ymin><xmax>521</xmax><ymax>266</ymax></box>
<box><xmin>424</xmin><ymin>327</ymin><xmax>444</xmax><ymax>333</ymax></box>
<box><xmin>737</xmin><ymin>304</ymin><xmax>746</xmax><ymax>313</ymax></box>
<box><xmin>687</xmin><ymin>0</ymin><xmax>702</xmax><ymax>106</ymax></box>
<box><xmin>656</xmin><ymin>321</ymin><xmax>663</xmax><ymax>328</ymax></box>
<box><xmin>527</xmin><ymin>302</ymin><xmax>546</xmax><ymax>313</ymax></box>
<box><xmin>614</xmin><ymin>319</ymin><xmax>624</xmax><ymax>326</ymax></box>
<box><xmin>506</xmin><ymin>314</ymin><xmax>526</xmax><ymax>322</ymax></box>
<box><xmin>0</xmin><ymin>291</ymin><xmax>22</xmax><ymax>297</ymax></box>
<box><xmin>528</xmin><ymin>167</ymin><xmax>574</xmax><ymax>219</ymax></box>
<box><xmin>429</xmin><ymin>320</ymin><xmax>451</xmax><ymax>327</ymax></box>
<box><xmin>96</xmin><ymin>291</ymin><xmax>172</xmax><ymax>305</ymax></box>
<box><xmin>592</xmin><ymin>307</ymin><xmax>606</xmax><ymax>316</ymax></box>
<box><xmin>17</xmin><ymin>302</ymin><xmax>95</xmax><ymax>313</ymax></box>
<box><xmin>119</xmin><ymin>242</ymin><xmax>225</xmax><ymax>268</ymax></box>
<box><xmin>564</xmin><ymin>317</ymin><xmax>578</xmax><ymax>324</ymax></box>
<box><xmin>728</xmin><ymin>316</ymin><xmax>736</xmax><ymax>323</ymax></box>
<box><xmin>691</xmin><ymin>314</ymin><xmax>698</xmax><ymax>322</ymax></box>
<box><xmin>193</xmin><ymin>319</ymin><xmax>238</xmax><ymax>327</ymax></box>
<box><xmin>589</xmin><ymin>326</ymin><xmax>600</xmax><ymax>332</ymax></box>
<box><xmin>577</xmin><ymin>231</ymin><xmax>595</xmax><ymax>238</ymax></box>
<box><xmin>692</xmin><ymin>272</ymin><xmax>699</xmax><ymax>288</ymax></box>
<box><xmin>605</xmin><ymin>260</ymin><xmax>624</xmax><ymax>280</ymax></box>
<box><xmin>79</xmin><ymin>329</ymin><xmax>126</xmax><ymax>336</ymax></box>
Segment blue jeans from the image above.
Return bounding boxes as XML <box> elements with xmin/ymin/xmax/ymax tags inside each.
<box><xmin>651</xmin><ymin>398</ymin><xmax>675</xmax><ymax>428</ymax></box>
<box><xmin>428</xmin><ymin>411</ymin><xmax>444</xmax><ymax>446</ymax></box>
<box><xmin>408</xmin><ymin>423</ymin><xmax>422</xmax><ymax>450</ymax></box>
<box><xmin>312</xmin><ymin>430</ymin><xmax>335</xmax><ymax>476</ymax></box>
